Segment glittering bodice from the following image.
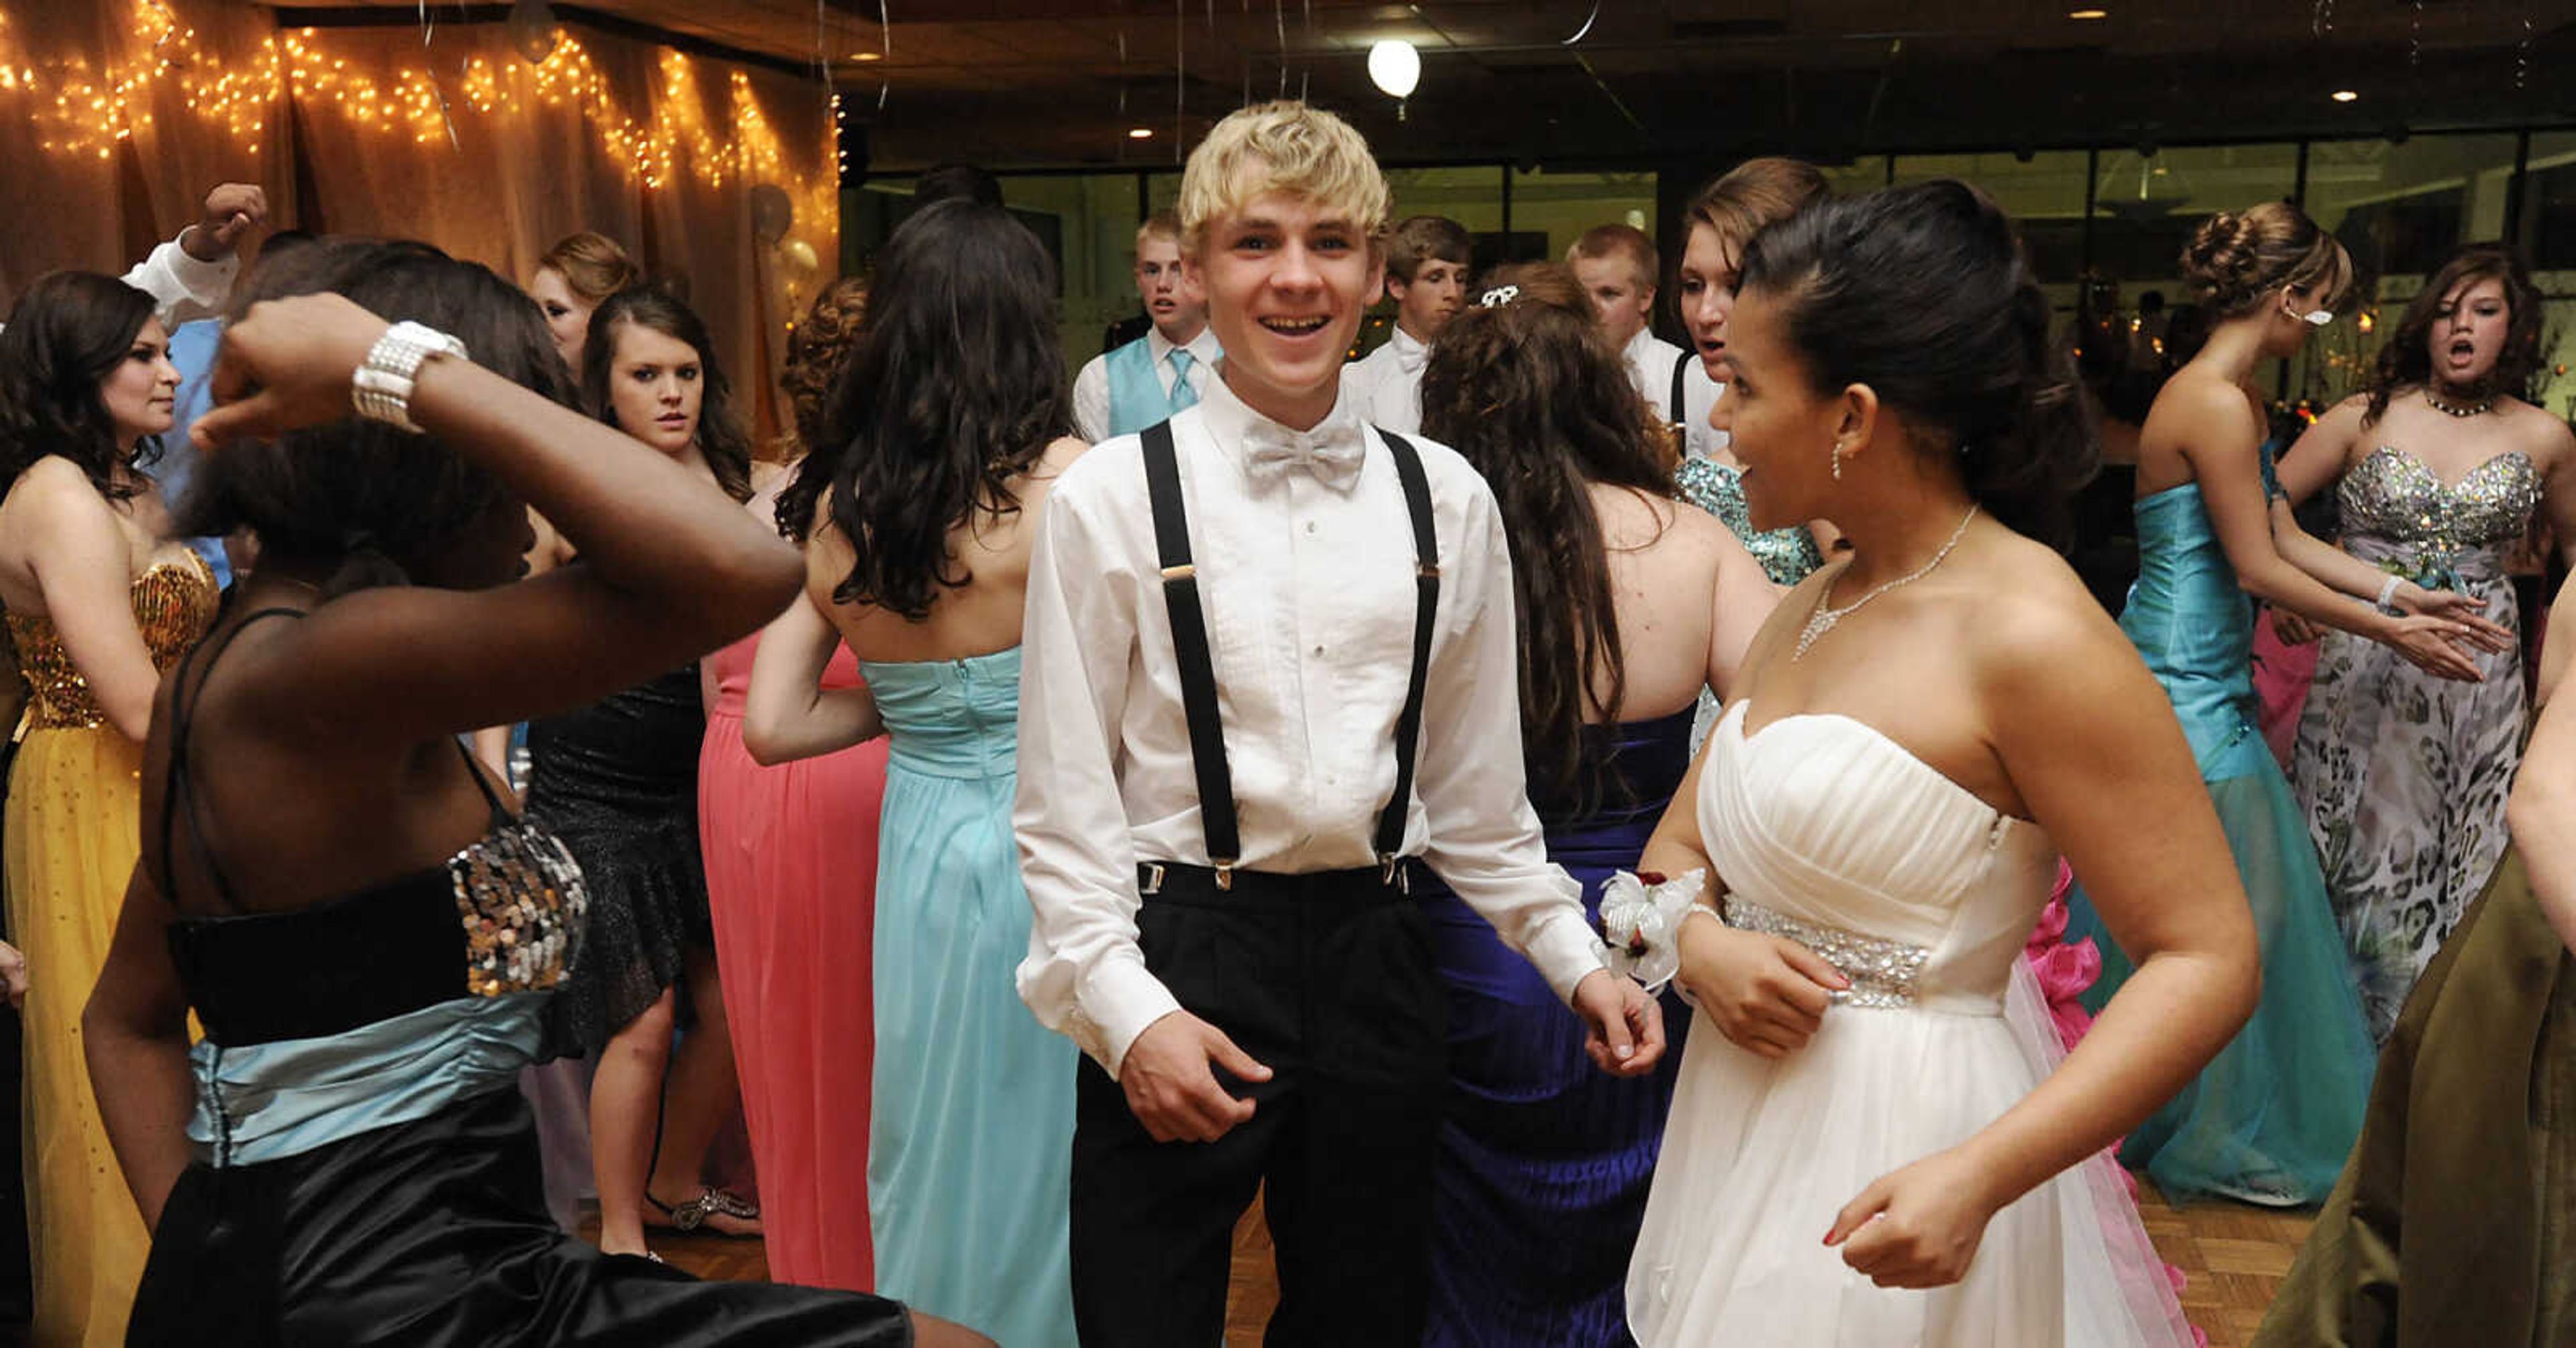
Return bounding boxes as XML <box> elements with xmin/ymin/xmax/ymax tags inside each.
<box><xmin>9</xmin><ymin>552</ymin><xmax>216</xmax><ymax>730</ymax></box>
<box><xmin>1697</xmin><ymin>703</ymin><xmax>2059</xmax><ymax>1015</ymax></box>
<box><xmin>1674</xmin><ymin>457</ymin><xmax>1825</xmax><ymax>586</ymax></box>
<box><xmin>2339</xmin><ymin>446</ymin><xmax>2538</xmax><ymax>564</ymax></box>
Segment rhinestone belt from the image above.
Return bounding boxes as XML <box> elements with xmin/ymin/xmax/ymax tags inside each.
<box><xmin>1723</xmin><ymin>896</ymin><xmax>1931</xmax><ymax>1009</ymax></box>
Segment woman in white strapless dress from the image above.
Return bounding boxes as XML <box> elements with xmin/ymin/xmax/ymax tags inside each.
<box><xmin>1625</xmin><ymin>181</ymin><xmax>2261</xmax><ymax>1347</ymax></box>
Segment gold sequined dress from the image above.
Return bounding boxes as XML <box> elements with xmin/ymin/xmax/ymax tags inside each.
<box><xmin>4</xmin><ymin>551</ymin><xmax>215</xmax><ymax>1347</ymax></box>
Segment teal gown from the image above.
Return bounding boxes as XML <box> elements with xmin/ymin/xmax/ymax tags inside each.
<box><xmin>860</xmin><ymin>648</ymin><xmax>1077</xmax><ymax>1345</ymax></box>
<box><xmin>2065</xmin><ymin>466</ymin><xmax>2375</xmax><ymax>1206</ymax></box>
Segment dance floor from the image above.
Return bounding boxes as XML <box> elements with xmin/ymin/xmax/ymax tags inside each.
<box><xmin>651</xmin><ymin>1181</ymin><xmax>2315</xmax><ymax>1346</ymax></box>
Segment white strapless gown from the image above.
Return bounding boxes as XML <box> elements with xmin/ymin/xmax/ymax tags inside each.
<box><xmin>1627</xmin><ymin>705</ymin><xmax>2197</xmax><ymax>1347</ymax></box>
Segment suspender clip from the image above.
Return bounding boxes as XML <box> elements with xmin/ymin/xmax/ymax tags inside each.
<box><xmin>1211</xmin><ymin>859</ymin><xmax>1236</xmax><ymax>891</ymax></box>
<box><xmin>1139</xmin><ymin>862</ymin><xmax>1165</xmax><ymax>895</ymax></box>
<box><xmin>1417</xmin><ymin>561</ymin><xmax>1440</xmax><ymax>578</ymax></box>
<box><xmin>1379</xmin><ymin>855</ymin><xmax>1410</xmax><ymax>893</ymax></box>
<box><xmin>1160</xmin><ymin>562</ymin><xmax>1196</xmax><ymax>581</ymax></box>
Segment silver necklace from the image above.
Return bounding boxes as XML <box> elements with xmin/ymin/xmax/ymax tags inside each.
<box><xmin>2424</xmin><ymin>387</ymin><xmax>2496</xmax><ymax>417</ymax></box>
<box><xmin>1793</xmin><ymin>504</ymin><xmax>1980</xmax><ymax>662</ymax></box>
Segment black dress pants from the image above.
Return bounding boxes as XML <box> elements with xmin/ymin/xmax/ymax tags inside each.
<box><xmin>1070</xmin><ymin>863</ymin><xmax>1448</xmax><ymax>1347</ymax></box>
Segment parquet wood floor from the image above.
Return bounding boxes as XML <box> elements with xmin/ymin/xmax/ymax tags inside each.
<box><xmin>651</xmin><ymin>1180</ymin><xmax>2314</xmax><ymax>1347</ymax></box>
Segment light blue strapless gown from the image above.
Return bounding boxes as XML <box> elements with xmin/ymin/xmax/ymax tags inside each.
<box><xmin>2065</xmin><ymin>475</ymin><xmax>2375</xmax><ymax>1206</ymax></box>
<box><xmin>861</xmin><ymin>648</ymin><xmax>1077</xmax><ymax>1345</ymax></box>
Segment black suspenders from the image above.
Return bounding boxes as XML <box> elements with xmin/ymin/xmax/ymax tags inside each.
<box><xmin>1138</xmin><ymin>419</ymin><xmax>1440</xmax><ymax>888</ymax></box>
<box><xmin>1668</xmin><ymin>349</ymin><xmax>1690</xmax><ymax>435</ymax></box>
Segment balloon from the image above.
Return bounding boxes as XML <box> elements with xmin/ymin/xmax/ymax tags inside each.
<box><xmin>782</xmin><ymin>239</ymin><xmax>819</xmax><ymax>275</ymax></box>
<box><xmin>751</xmin><ymin>184</ymin><xmax>792</xmax><ymax>246</ymax></box>
<box><xmin>508</xmin><ymin>0</ymin><xmax>557</xmax><ymax>64</ymax></box>
<box><xmin>1367</xmin><ymin>40</ymin><xmax>1420</xmax><ymax>99</ymax></box>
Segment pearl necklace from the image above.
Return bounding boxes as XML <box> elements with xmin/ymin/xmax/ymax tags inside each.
<box><xmin>2424</xmin><ymin>388</ymin><xmax>2496</xmax><ymax>418</ymax></box>
<box><xmin>1794</xmin><ymin>504</ymin><xmax>1980</xmax><ymax>662</ymax></box>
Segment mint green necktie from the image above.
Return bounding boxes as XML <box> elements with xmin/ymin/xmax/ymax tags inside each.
<box><xmin>1167</xmin><ymin>348</ymin><xmax>1199</xmax><ymax>413</ymax></box>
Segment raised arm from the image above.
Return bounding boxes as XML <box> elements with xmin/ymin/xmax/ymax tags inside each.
<box><xmin>122</xmin><ymin>183</ymin><xmax>266</xmax><ymax>327</ymax></box>
<box><xmin>742</xmin><ymin>574</ymin><xmax>880</xmax><ymax>766</ymax></box>
<box><xmin>1827</xmin><ymin>594</ymin><xmax>2259</xmax><ymax>1286</ymax></box>
<box><xmin>186</xmin><ymin>293</ymin><xmax>801</xmax><ymax>743</ymax></box>
<box><xmin>2171</xmin><ymin>380</ymin><xmax>2486</xmax><ymax>680</ymax></box>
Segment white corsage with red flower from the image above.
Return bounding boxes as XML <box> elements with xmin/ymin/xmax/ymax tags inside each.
<box><xmin>1596</xmin><ymin>868</ymin><xmax>1706</xmax><ymax>994</ymax></box>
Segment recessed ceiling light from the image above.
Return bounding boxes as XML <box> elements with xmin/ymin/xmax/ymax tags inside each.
<box><xmin>2332</xmin><ymin>89</ymin><xmax>2359</xmax><ymax>102</ymax></box>
<box><xmin>1128</xmin><ymin>126</ymin><xmax>1154</xmax><ymax>140</ymax></box>
<box><xmin>2068</xmin><ymin>8</ymin><xmax>2108</xmax><ymax>18</ymax></box>
<box><xmin>851</xmin><ymin>50</ymin><xmax>882</xmax><ymax>62</ymax></box>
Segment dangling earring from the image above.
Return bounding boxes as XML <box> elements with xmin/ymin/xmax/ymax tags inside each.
<box><xmin>1831</xmin><ymin>444</ymin><xmax>1845</xmax><ymax>481</ymax></box>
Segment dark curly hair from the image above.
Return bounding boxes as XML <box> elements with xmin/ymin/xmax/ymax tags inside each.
<box><xmin>2180</xmin><ymin>201</ymin><xmax>2354</xmax><ymax>321</ymax></box>
<box><xmin>178</xmin><ymin>238</ymin><xmax>573</xmax><ymax>594</ymax></box>
<box><xmin>2363</xmin><ymin>242</ymin><xmax>2543</xmax><ymax>427</ymax></box>
<box><xmin>0</xmin><ymin>272</ymin><xmax>163</xmax><ymax>501</ymax></box>
<box><xmin>580</xmin><ymin>285</ymin><xmax>755</xmax><ymax>504</ymax></box>
<box><xmin>777</xmin><ymin>275</ymin><xmax>870</xmax><ymax>462</ymax></box>
<box><xmin>775</xmin><ymin>200</ymin><xmax>1069</xmax><ymax>622</ymax></box>
<box><xmin>1419</xmin><ymin>262</ymin><xmax>1675</xmax><ymax>816</ymax></box>
<box><xmin>1739</xmin><ymin>179</ymin><xmax>2098</xmax><ymax>550</ymax></box>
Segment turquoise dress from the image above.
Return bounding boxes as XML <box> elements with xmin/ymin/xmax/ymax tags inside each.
<box><xmin>2065</xmin><ymin>466</ymin><xmax>2376</xmax><ymax>1206</ymax></box>
<box><xmin>861</xmin><ymin>647</ymin><xmax>1077</xmax><ymax>1345</ymax></box>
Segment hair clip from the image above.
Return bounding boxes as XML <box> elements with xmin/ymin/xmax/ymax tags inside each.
<box><xmin>1478</xmin><ymin>284</ymin><xmax>1521</xmax><ymax>308</ymax></box>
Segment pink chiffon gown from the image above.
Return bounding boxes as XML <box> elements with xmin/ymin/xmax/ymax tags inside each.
<box><xmin>698</xmin><ymin>631</ymin><xmax>889</xmax><ymax>1291</ymax></box>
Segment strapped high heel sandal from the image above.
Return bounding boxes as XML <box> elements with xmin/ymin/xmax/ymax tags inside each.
<box><xmin>643</xmin><ymin>1187</ymin><xmax>763</xmax><ymax>1237</ymax></box>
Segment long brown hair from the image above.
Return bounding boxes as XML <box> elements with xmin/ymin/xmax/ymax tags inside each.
<box><xmin>2362</xmin><ymin>242</ymin><xmax>2543</xmax><ymax>427</ymax></box>
<box><xmin>580</xmin><ymin>285</ymin><xmax>755</xmax><ymax>503</ymax></box>
<box><xmin>779</xmin><ymin>276</ymin><xmax>869</xmax><ymax>461</ymax></box>
<box><xmin>1418</xmin><ymin>262</ymin><xmax>1675</xmax><ymax>816</ymax></box>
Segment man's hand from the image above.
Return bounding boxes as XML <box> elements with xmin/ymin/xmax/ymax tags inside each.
<box><xmin>1118</xmin><ymin>1010</ymin><xmax>1273</xmax><ymax>1143</ymax></box>
<box><xmin>1571</xmin><ymin>968</ymin><xmax>1666</xmax><ymax>1077</ymax></box>
<box><xmin>182</xmin><ymin>183</ymin><xmax>268</xmax><ymax>262</ymax></box>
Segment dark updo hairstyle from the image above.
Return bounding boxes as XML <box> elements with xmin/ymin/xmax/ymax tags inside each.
<box><xmin>580</xmin><ymin>286</ymin><xmax>755</xmax><ymax>503</ymax></box>
<box><xmin>2363</xmin><ymin>242</ymin><xmax>2542</xmax><ymax>425</ymax></box>
<box><xmin>0</xmin><ymin>271</ymin><xmax>163</xmax><ymax>500</ymax></box>
<box><xmin>2180</xmin><ymin>201</ymin><xmax>2355</xmax><ymax>321</ymax></box>
<box><xmin>1419</xmin><ymin>262</ymin><xmax>1674</xmax><ymax>816</ymax></box>
<box><xmin>178</xmin><ymin>238</ymin><xmax>570</xmax><ymax>594</ymax></box>
<box><xmin>1737</xmin><ymin>178</ymin><xmax>2096</xmax><ymax>549</ymax></box>
<box><xmin>778</xmin><ymin>275</ymin><xmax>870</xmax><ymax>462</ymax></box>
<box><xmin>776</xmin><ymin>200</ymin><xmax>1069</xmax><ymax>622</ymax></box>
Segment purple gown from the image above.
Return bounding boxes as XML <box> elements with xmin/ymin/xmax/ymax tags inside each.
<box><xmin>1417</xmin><ymin>706</ymin><xmax>1695</xmax><ymax>1347</ymax></box>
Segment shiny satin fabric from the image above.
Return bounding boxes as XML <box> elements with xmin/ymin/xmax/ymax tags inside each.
<box><xmin>130</xmin><ymin>1088</ymin><xmax>914</xmax><ymax>1347</ymax></box>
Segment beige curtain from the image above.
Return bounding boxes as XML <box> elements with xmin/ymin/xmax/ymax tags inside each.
<box><xmin>0</xmin><ymin>0</ymin><xmax>837</xmax><ymax>438</ymax></box>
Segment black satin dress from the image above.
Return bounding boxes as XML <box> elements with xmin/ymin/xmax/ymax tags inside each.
<box><xmin>127</xmin><ymin>611</ymin><xmax>913</xmax><ymax>1346</ymax></box>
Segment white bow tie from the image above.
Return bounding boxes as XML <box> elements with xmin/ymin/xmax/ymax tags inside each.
<box><xmin>1243</xmin><ymin>419</ymin><xmax>1366</xmax><ymax>491</ymax></box>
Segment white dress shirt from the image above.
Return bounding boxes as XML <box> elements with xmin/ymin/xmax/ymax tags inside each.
<box><xmin>1015</xmin><ymin>374</ymin><xmax>1605</xmax><ymax>1076</ymax></box>
<box><xmin>1337</xmin><ymin>323</ymin><xmax>1428</xmax><ymax>436</ymax></box>
<box><xmin>1071</xmin><ymin>325</ymin><xmax>1224</xmax><ymax>444</ymax></box>
<box><xmin>1624</xmin><ymin>327</ymin><xmax>1727</xmax><ymax>460</ymax></box>
<box><xmin>125</xmin><ymin>228</ymin><xmax>241</xmax><ymax>327</ymax></box>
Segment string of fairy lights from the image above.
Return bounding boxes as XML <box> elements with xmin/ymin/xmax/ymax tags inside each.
<box><xmin>0</xmin><ymin>0</ymin><xmax>831</xmax><ymax>235</ymax></box>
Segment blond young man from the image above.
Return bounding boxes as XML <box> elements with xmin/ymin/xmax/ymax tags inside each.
<box><xmin>1073</xmin><ymin>211</ymin><xmax>1223</xmax><ymax>442</ymax></box>
<box><xmin>1568</xmin><ymin>223</ymin><xmax>1721</xmax><ymax>457</ymax></box>
<box><xmin>1340</xmin><ymin>213</ymin><xmax>1470</xmax><ymax>435</ymax></box>
<box><xmin>1015</xmin><ymin>102</ymin><xmax>1664</xmax><ymax>1343</ymax></box>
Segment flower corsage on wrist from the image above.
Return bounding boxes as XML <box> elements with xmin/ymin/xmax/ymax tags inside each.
<box><xmin>1597</xmin><ymin>868</ymin><xmax>1707</xmax><ymax>994</ymax></box>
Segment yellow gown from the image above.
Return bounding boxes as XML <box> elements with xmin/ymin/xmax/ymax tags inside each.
<box><xmin>5</xmin><ymin>552</ymin><xmax>215</xmax><ymax>1348</ymax></box>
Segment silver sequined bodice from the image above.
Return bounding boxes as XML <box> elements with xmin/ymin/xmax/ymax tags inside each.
<box><xmin>1675</xmin><ymin>456</ymin><xmax>1825</xmax><ymax>586</ymax></box>
<box><xmin>2339</xmin><ymin>445</ymin><xmax>2538</xmax><ymax>561</ymax></box>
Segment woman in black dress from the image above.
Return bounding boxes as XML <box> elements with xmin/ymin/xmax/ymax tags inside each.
<box><xmin>529</xmin><ymin>286</ymin><xmax>763</xmax><ymax>1256</ymax></box>
<box><xmin>80</xmin><ymin>237</ymin><xmax>981</xmax><ymax>1345</ymax></box>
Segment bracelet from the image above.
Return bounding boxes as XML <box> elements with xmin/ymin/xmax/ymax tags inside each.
<box><xmin>352</xmin><ymin>320</ymin><xmax>468</xmax><ymax>434</ymax></box>
<box><xmin>2374</xmin><ymin>575</ymin><xmax>2404</xmax><ymax>615</ymax></box>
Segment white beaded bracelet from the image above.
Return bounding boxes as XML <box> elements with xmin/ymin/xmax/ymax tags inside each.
<box><xmin>2374</xmin><ymin>574</ymin><xmax>2404</xmax><ymax>615</ymax></box>
<box><xmin>352</xmin><ymin>320</ymin><xmax>468</xmax><ymax>434</ymax></box>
